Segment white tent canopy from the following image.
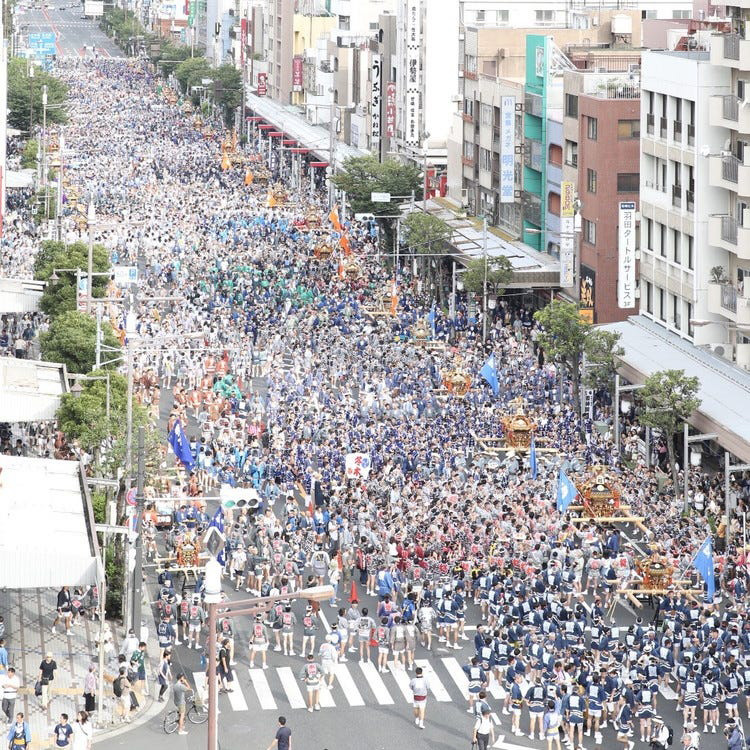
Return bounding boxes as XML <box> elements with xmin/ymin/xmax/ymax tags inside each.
<box><xmin>0</xmin><ymin>358</ymin><xmax>68</xmax><ymax>422</ymax></box>
<box><xmin>0</xmin><ymin>456</ymin><xmax>101</xmax><ymax>588</ymax></box>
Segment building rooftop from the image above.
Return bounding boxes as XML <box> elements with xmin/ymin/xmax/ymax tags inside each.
<box><xmin>0</xmin><ymin>358</ymin><xmax>68</xmax><ymax>422</ymax></box>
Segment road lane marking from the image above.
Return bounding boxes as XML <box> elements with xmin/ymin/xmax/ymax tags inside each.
<box><xmin>248</xmin><ymin>668</ymin><xmax>277</xmax><ymax>710</ymax></box>
<box><xmin>387</xmin><ymin>661</ymin><xmax>413</xmax><ymax>702</ymax></box>
<box><xmin>358</xmin><ymin>660</ymin><xmax>394</xmax><ymax>705</ymax></box>
<box><xmin>441</xmin><ymin>656</ymin><xmax>470</xmax><ymax>700</ymax></box>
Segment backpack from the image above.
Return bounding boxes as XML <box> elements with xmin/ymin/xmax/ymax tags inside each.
<box><xmin>666</xmin><ymin>725</ymin><xmax>674</xmax><ymax>746</ymax></box>
<box><xmin>113</xmin><ymin>677</ymin><xmax>123</xmax><ymax>697</ymax></box>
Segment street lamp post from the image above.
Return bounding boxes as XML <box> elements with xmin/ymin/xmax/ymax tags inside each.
<box><xmin>682</xmin><ymin>424</ymin><xmax>717</xmax><ymax>515</ymax></box>
<box><xmin>613</xmin><ymin>374</ymin><xmax>644</xmax><ymax>457</ymax></box>
<box><xmin>202</xmin><ymin>532</ymin><xmax>333</xmax><ymax>750</ymax></box>
<box><xmin>86</xmin><ymin>201</ymin><xmax>97</xmax><ymax>313</ymax></box>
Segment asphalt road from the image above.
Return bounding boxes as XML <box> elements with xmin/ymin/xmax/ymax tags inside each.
<box><xmin>15</xmin><ymin>0</ymin><xmax>121</xmax><ymax>58</ymax></box>
<box><xmin>20</xmin><ymin>9</ymin><xmax>736</xmax><ymax>750</ymax></box>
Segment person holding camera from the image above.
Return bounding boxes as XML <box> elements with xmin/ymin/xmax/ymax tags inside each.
<box><xmin>648</xmin><ymin>716</ymin><xmax>670</xmax><ymax>750</ymax></box>
<box><xmin>726</xmin><ymin>720</ymin><xmax>744</xmax><ymax>750</ymax></box>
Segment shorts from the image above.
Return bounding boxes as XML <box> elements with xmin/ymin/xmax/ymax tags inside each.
<box><xmin>392</xmin><ymin>646</ymin><xmax>404</xmax><ymax>654</ymax></box>
<box><xmin>306</xmin><ymin>683</ymin><xmax>320</xmax><ymax>692</ymax></box>
<box><xmin>358</xmin><ymin>634</ymin><xmax>370</xmax><ymax>642</ymax></box>
<box><xmin>378</xmin><ymin>646</ymin><xmax>389</xmax><ymax>655</ymax></box>
<box><xmin>252</xmin><ymin>643</ymin><xmax>268</xmax><ymax>652</ymax></box>
<box><xmin>588</xmin><ymin>709</ymin><xmax>602</xmax><ymax>718</ymax></box>
<box><xmin>321</xmin><ymin>663</ymin><xmax>335</xmax><ymax>676</ymax></box>
<box><xmin>189</xmin><ymin>624</ymin><xmax>201</xmax><ymax>633</ymax></box>
<box><xmin>413</xmin><ymin>697</ymin><xmax>427</xmax><ymax>709</ymax></box>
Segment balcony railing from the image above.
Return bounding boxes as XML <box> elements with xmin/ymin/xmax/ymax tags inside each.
<box><xmin>723</xmin><ymin>94</ymin><xmax>740</xmax><ymax>121</ymax></box>
<box><xmin>723</xmin><ymin>154</ymin><xmax>740</xmax><ymax>183</ymax></box>
<box><xmin>722</xmin><ymin>215</ymin><xmax>739</xmax><ymax>245</ymax></box>
<box><xmin>725</xmin><ymin>33</ymin><xmax>741</xmax><ymax>61</ymax></box>
<box><xmin>674</xmin><ymin>120</ymin><xmax>682</xmax><ymax>141</ymax></box>
<box><xmin>672</xmin><ymin>184</ymin><xmax>682</xmax><ymax>208</ymax></box>
<box><xmin>721</xmin><ymin>283</ymin><xmax>738</xmax><ymax>313</ymax></box>
<box><xmin>646</xmin><ymin>112</ymin><xmax>654</xmax><ymax>135</ymax></box>
<box><xmin>659</xmin><ymin>116</ymin><xmax>667</xmax><ymax>139</ymax></box>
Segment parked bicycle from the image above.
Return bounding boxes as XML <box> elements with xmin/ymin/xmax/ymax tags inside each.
<box><xmin>163</xmin><ymin>694</ymin><xmax>208</xmax><ymax>734</ymax></box>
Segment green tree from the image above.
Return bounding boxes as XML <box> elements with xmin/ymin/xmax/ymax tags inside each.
<box><xmin>402</xmin><ymin>212</ymin><xmax>451</xmax><ymax>303</ymax></box>
<box><xmin>638</xmin><ymin>369</ymin><xmax>701</xmax><ymax>504</ymax></box>
<box><xmin>40</xmin><ymin>311</ymin><xmax>121</xmax><ymax>374</ymax></box>
<box><xmin>461</xmin><ymin>256</ymin><xmax>513</xmax><ymax>297</ymax></box>
<box><xmin>155</xmin><ymin>42</ymin><xmax>192</xmax><ymax>75</ymax></box>
<box><xmin>33</xmin><ymin>240</ymin><xmax>111</xmax><ymax>318</ymax></box>
<box><xmin>21</xmin><ymin>138</ymin><xmax>38</xmax><ymax>169</ymax></box>
<box><xmin>213</xmin><ymin>64</ymin><xmax>243</xmax><ymax>126</ymax></box>
<box><xmin>582</xmin><ymin>329</ymin><xmax>624</xmax><ymax>398</ymax></box>
<box><xmin>175</xmin><ymin>56</ymin><xmax>211</xmax><ymax>93</ymax></box>
<box><xmin>7</xmin><ymin>58</ymin><xmax>68</xmax><ymax>132</ymax></box>
<box><xmin>533</xmin><ymin>300</ymin><xmax>590</xmax><ymax>407</ymax></box>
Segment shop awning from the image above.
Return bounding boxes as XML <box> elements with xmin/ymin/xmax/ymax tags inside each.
<box><xmin>602</xmin><ymin>315</ymin><xmax>750</xmax><ymax>463</ymax></box>
<box><xmin>0</xmin><ymin>456</ymin><xmax>101</xmax><ymax>588</ymax></box>
<box><xmin>0</xmin><ymin>358</ymin><xmax>69</xmax><ymax>422</ymax></box>
<box><xmin>245</xmin><ymin>93</ymin><xmax>368</xmax><ymax>170</ymax></box>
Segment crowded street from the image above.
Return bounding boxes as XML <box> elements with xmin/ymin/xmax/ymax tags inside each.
<box><xmin>1</xmin><ymin>23</ymin><xmax>750</xmax><ymax>750</ymax></box>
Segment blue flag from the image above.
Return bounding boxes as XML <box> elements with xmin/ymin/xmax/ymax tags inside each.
<box><xmin>530</xmin><ymin>437</ymin><xmax>538</xmax><ymax>480</ymax></box>
<box><xmin>480</xmin><ymin>354</ymin><xmax>500</xmax><ymax>397</ymax></box>
<box><xmin>168</xmin><ymin>419</ymin><xmax>195</xmax><ymax>471</ymax></box>
<box><xmin>557</xmin><ymin>469</ymin><xmax>578</xmax><ymax>513</ymax></box>
<box><xmin>208</xmin><ymin>507</ymin><xmax>226</xmax><ymax>565</ymax></box>
<box><xmin>692</xmin><ymin>537</ymin><xmax>715</xmax><ymax>601</ymax></box>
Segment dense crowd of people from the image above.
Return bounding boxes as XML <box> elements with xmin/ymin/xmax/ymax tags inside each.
<box><xmin>4</xmin><ymin>58</ymin><xmax>750</xmax><ymax>750</ymax></box>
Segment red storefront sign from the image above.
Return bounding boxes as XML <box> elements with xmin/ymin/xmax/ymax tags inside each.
<box><xmin>257</xmin><ymin>72</ymin><xmax>267</xmax><ymax>96</ymax></box>
<box><xmin>292</xmin><ymin>56</ymin><xmax>303</xmax><ymax>91</ymax></box>
<box><xmin>385</xmin><ymin>82</ymin><xmax>396</xmax><ymax>137</ymax></box>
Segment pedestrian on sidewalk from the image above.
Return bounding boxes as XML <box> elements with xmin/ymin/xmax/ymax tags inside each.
<box><xmin>2</xmin><ymin>667</ymin><xmax>21</xmax><ymax>723</ymax></box>
<box><xmin>82</xmin><ymin>665</ymin><xmax>96</xmax><ymax>714</ymax></box>
<box><xmin>52</xmin><ymin>713</ymin><xmax>73</xmax><ymax>748</ymax></box>
<box><xmin>6</xmin><ymin>712</ymin><xmax>30</xmax><ymax>749</ymax></box>
<box><xmin>71</xmin><ymin>711</ymin><xmax>92</xmax><ymax>750</ymax></box>
<box><xmin>157</xmin><ymin>650</ymin><xmax>172</xmax><ymax>702</ymax></box>
<box><xmin>172</xmin><ymin>673</ymin><xmax>190</xmax><ymax>736</ymax></box>
<box><xmin>0</xmin><ymin>638</ymin><xmax>7</xmax><ymax>675</ymax></box>
<box><xmin>38</xmin><ymin>652</ymin><xmax>58</xmax><ymax>709</ymax></box>
<box><xmin>113</xmin><ymin>667</ymin><xmax>131</xmax><ymax>723</ymax></box>
<box><xmin>266</xmin><ymin>716</ymin><xmax>291</xmax><ymax>750</ymax></box>
<box><xmin>472</xmin><ymin>705</ymin><xmax>495</xmax><ymax>750</ymax></box>
<box><xmin>51</xmin><ymin>587</ymin><xmax>73</xmax><ymax>635</ymax></box>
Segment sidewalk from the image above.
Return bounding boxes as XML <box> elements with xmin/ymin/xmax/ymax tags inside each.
<box><xmin>0</xmin><ymin>588</ymin><xmax>163</xmax><ymax>747</ymax></box>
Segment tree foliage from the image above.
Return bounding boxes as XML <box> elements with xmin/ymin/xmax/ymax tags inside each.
<box><xmin>583</xmin><ymin>329</ymin><xmax>624</xmax><ymax>395</ymax></box>
<box><xmin>40</xmin><ymin>311</ymin><xmax>121</xmax><ymax>374</ymax></box>
<box><xmin>331</xmin><ymin>156</ymin><xmax>422</xmax><ymax>217</ymax></box>
<box><xmin>461</xmin><ymin>256</ymin><xmax>513</xmax><ymax>296</ymax></box>
<box><xmin>213</xmin><ymin>64</ymin><xmax>243</xmax><ymax>126</ymax></box>
<box><xmin>102</xmin><ymin>7</ymin><xmax>150</xmax><ymax>54</ymax></box>
<box><xmin>154</xmin><ymin>41</ymin><xmax>192</xmax><ymax>75</ymax></box>
<box><xmin>7</xmin><ymin>58</ymin><xmax>68</xmax><ymax>132</ymax></box>
<box><xmin>402</xmin><ymin>212</ymin><xmax>450</xmax><ymax>253</ymax></box>
<box><xmin>533</xmin><ymin>300</ymin><xmax>591</xmax><ymax>406</ymax></box>
<box><xmin>33</xmin><ymin>240</ymin><xmax>111</xmax><ymax>318</ymax></box>
<box><xmin>21</xmin><ymin>138</ymin><xmax>38</xmax><ymax>169</ymax></box>
<box><xmin>175</xmin><ymin>56</ymin><xmax>211</xmax><ymax>93</ymax></box>
<box><xmin>638</xmin><ymin>369</ymin><xmax>701</xmax><ymax>497</ymax></box>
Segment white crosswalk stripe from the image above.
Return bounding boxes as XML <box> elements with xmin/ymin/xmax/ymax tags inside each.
<box><xmin>318</xmin><ymin>682</ymin><xmax>336</xmax><ymax>708</ymax></box>
<box><xmin>333</xmin><ymin>663</ymin><xmax>365</xmax><ymax>706</ymax></box>
<box><xmin>358</xmin><ymin>661</ymin><xmax>394</xmax><ymax>705</ymax></box>
<box><xmin>441</xmin><ymin>657</ymin><xmax>470</xmax><ymax>700</ymax></box>
<box><xmin>387</xmin><ymin>661</ymin><xmax>414</xmax><ymax>703</ymax></box>
<box><xmin>249</xmin><ymin>669</ymin><xmax>277</xmax><ymax>710</ymax></box>
<box><xmin>225</xmin><ymin>681</ymin><xmax>249</xmax><ymax>711</ymax></box>
<box><xmin>277</xmin><ymin>666</ymin><xmax>307</xmax><ymax>709</ymax></box>
<box><xmin>193</xmin><ymin>672</ymin><xmax>221</xmax><ymax>714</ymax></box>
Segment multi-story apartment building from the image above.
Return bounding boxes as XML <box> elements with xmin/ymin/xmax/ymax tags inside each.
<box><xmin>562</xmin><ymin>52</ymin><xmax>642</xmax><ymax>323</ymax></box>
<box><xmin>704</xmin><ymin>6</ymin><xmax>750</xmax><ymax>369</ymax></box>
<box><xmin>639</xmin><ymin>48</ymin><xmax>734</xmax><ymax>353</ymax></box>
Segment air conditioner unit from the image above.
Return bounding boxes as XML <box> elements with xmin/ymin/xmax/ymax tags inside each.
<box><xmin>451</xmin><ymin>95</ymin><xmax>462</xmax><ymax>102</ymax></box>
<box><xmin>458</xmin><ymin>70</ymin><xmax>464</xmax><ymax>78</ymax></box>
<box><xmin>709</xmin><ymin>343</ymin><xmax>735</xmax><ymax>360</ymax></box>
<box><xmin>628</xmin><ymin>63</ymin><xmax>640</xmax><ymax>74</ymax></box>
<box><xmin>460</xmin><ymin>188</ymin><xmax>469</xmax><ymax>206</ymax></box>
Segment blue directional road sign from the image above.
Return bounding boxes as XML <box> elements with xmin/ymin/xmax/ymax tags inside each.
<box><xmin>28</xmin><ymin>32</ymin><xmax>57</xmax><ymax>58</ymax></box>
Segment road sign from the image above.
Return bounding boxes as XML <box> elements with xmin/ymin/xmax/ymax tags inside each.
<box><xmin>113</xmin><ymin>265</ymin><xmax>138</xmax><ymax>286</ymax></box>
<box><xmin>125</xmin><ymin>488</ymin><xmax>137</xmax><ymax>506</ymax></box>
<box><xmin>370</xmin><ymin>192</ymin><xmax>391</xmax><ymax>203</ymax></box>
<box><xmin>28</xmin><ymin>32</ymin><xmax>56</xmax><ymax>57</ymax></box>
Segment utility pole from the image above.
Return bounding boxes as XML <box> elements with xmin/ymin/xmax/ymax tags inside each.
<box><xmin>42</xmin><ymin>84</ymin><xmax>47</xmax><ymax>216</ymax></box>
<box><xmin>481</xmin><ymin>216</ymin><xmax>488</xmax><ymax>344</ymax></box>
<box><xmin>131</xmin><ymin>426</ymin><xmax>146</xmax><ymax>639</ymax></box>
<box><xmin>328</xmin><ymin>94</ymin><xmax>336</xmax><ymax>210</ymax></box>
<box><xmin>86</xmin><ymin>201</ymin><xmax>96</xmax><ymax>313</ymax></box>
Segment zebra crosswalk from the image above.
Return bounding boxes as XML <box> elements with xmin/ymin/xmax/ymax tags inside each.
<box><xmin>192</xmin><ymin>656</ymin><xmax>509</xmax><ymax>714</ymax></box>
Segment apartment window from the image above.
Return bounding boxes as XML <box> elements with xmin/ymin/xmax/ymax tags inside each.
<box><xmin>564</xmin><ymin>139</ymin><xmax>578</xmax><ymax>167</ymax></box>
<box><xmin>687</xmin><ymin>303</ymin><xmax>694</xmax><ymax>337</ymax></box>
<box><xmin>617</xmin><ymin>173</ymin><xmax>639</xmax><ymax>192</ymax></box>
<box><xmin>659</xmin><ymin>288</ymin><xmax>666</xmax><ymax>321</ymax></box>
<box><xmin>642</xmin><ymin>9</ymin><xmax>657</xmax><ymax>18</ymax></box>
<box><xmin>463</xmin><ymin>99</ymin><xmax>474</xmax><ymax>118</ymax></box>
<box><xmin>480</xmin><ymin>104</ymin><xmax>493</xmax><ymax>126</ymax></box>
<box><xmin>687</xmin><ymin>235</ymin><xmax>694</xmax><ymax>270</ymax></box>
<box><xmin>583</xmin><ymin>218</ymin><xmax>596</xmax><ymax>245</ymax></box>
<box><xmin>617</xmin><ymin>119</ymin><xmax>640</xmax><ymax>139</ymax></box>
<box><xmin>673</xmin><ymin>229</ymin><xmax>681</xmax><ymax>264</ymax></box>
<box><xmin>338</xmin><ymin>15</ymin><xmax>350</xmax><ymax>30</ymax></box>
<box><xmin>672</xmin><ymin>294</ymin><xmax>681</xmax><ymax>329</ymax></box>
<box><xmin>476</xmin><ymin>9</ymin><xmax>485</xmax><ymax>21</ymax></box>
<box><xmin>587</xmin><ymin>168</ymin><xmax>597</xmax><ymax>194</ymax></box>
<box><xmin>535</xmin><ymin>9</ymin><xmax>555</xmax><ymax>23</ymax></box>
<box><xmin>565</xmin><ymin>94</ymin><xmax>579</xmax><ymax>118</ymax></box>
<box><xmin>659</xmin><ymin>223</ymin><xmax>666</xmax><ymax>258</ymax></box>
<box><xmin>548</xmin><ymin>191</ymin><xmax>561</xmax><ymax>215</ymax></box>
<box><xmin>645</xmin><ymin>217</ymin><xmax>653</xmax><ymax>251</ymax></box>
<box><xmin>465</xmin><ymin>54</ymin><xmax>477</xmax><ymax>74</ymax></box>
<box><xmin>646</xmin><ymin>281</ymin><xmax>653</xmax><ymax>314</ymax></box>
<box><xmin>549</xmin><ymin>143</ymin><xmax>562</xmax><ymax>166</ymax></box>
<box><xmin>497</xmin><ymin>9</ymin><xmax>509</xmax><ymax>24</ymax></box>
<box><xmin>479</xmin><ymin>147</ymin><xmax>491</xmax><ymax>172</ymax></box>
<box><xmin>463</xmin><ymin>141</ymin><xmax>474</xmax><ymax>159</ymax></box>
<box><xmin>672</xmin><ymin>9</ymin><xmax>690</xmax><ymax>18</ymax></box>
<box><xmin>587</xmin><ymin>116</ymin><xmax>598</xmax><ymax>140</ymax></box>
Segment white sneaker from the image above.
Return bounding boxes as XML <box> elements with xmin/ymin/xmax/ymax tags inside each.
<box><xmin>289</xmin><ymin>650</ymin><xmax>296</xmax><ymax>656</ymax></box>
<box><xmin>273</xmin><ymin>645</ymin><xmax>281</xmax><ymax>652</ymax></box>
<box><xmin>262</xmin><ymin>664</ymin><xmax>268</xmax><ymax>670</ymax></box>
<box><xmin>712</xmin><ymin>725</ymin><xmax>716</xmax><ymax>733</ymax></box>
<box><xmin>528</xmin><ymin>733</ymin><xmax>534</xmax><ymax>739</ymax></box>
<box><xmin>340</xmin><ymin>656</ymin><xmax>348</xmax><ymax>662</ymax></box>
<box><xmin>51</xmin><ymin>627</ymin><xmax>56</xmax><ymax>634</ymax></box>
<box><xmin>314</xmin><ymin>704</ymin><xmax>321</xmax><ymax>711</ymax></box>
<box><xmin>308</xmin><ymin>707</ymin><xmax>313</xmax><ymax>713</ymax></box>
<box><xmin>419</xmin><ymin>721</ymin><xmax>425</xmax><ymax>729</ymax></box>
